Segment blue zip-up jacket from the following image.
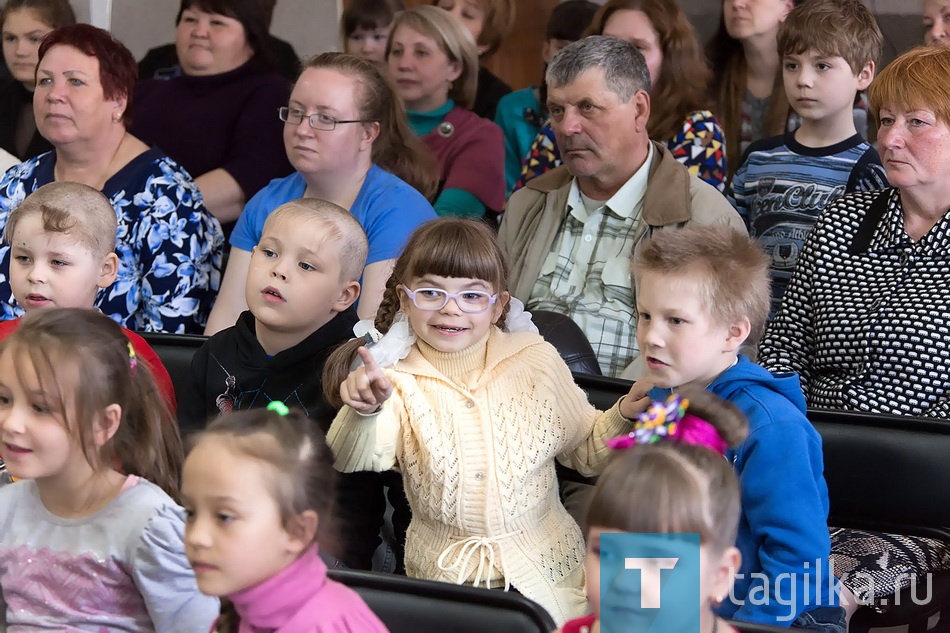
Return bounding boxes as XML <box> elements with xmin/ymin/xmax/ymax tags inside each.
<box><xmin>649</xmin><ymin>356</ymin><xmax>836</xmax><ymax>626</ymax></box>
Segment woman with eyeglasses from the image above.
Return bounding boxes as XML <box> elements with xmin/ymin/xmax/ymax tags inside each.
<box><xmin>129</xmin><ymin>0</ymin><xmax>292</xmax><ymax>232</ymax></box>
<box><xmin>204</xmin><ymin>52</ymin><xmax>438</xmax><ymax>335</ymax></box>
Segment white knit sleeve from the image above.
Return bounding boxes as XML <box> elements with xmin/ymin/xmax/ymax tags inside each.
<box><xmin>327</xmin><ymin>392</ymin><xmax>403</xmax><ymax>473</ymax></box>
<box><xmin>557</xmin><ymin>402</ymin><xmax>629</xmax><ymax>477</ymax></box>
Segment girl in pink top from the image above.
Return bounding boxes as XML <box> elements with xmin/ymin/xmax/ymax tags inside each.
<box><xmin>181</xmin><ymin>404</ymin><xmax>388</xmax><ymax>633</ymax></box>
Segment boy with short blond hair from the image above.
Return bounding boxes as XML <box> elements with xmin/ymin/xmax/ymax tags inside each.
<box><xmin>728</xmin><ymin>0</ymin><xmax>888</xmax><ymax>319</ymax></box>
<box><xmin>181</xmin><ymin>197</ymin><xmax>366</xmax><ymax>430</ymax></box>
<box><xmin>634</xmin><ymin>224</ymin><xmax>842</xmax><ymax>631</ymax></box>
<box><xmin>0</xmin><ymin>181</ymin><xmax>176</xmax><ymax>406</ymax></box>
<box><xmin>181</xmin><ymin>198</ymin><xmax>384</xmax><ymax>570</ymax></box>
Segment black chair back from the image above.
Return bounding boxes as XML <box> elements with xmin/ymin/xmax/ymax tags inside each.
<box><xmin>138</xmin><ymin>332</ymin><xmax>206</xmax><ymax>413</ymax></box>
<box><xmin>328</xmin><ymin>569</ymin><xmax>557</xmax><ymax>633</ymax></box>
<box><xmin>531</xmin><ymin>310</ymin><xmax>602</xmax><ymax>375</ymax></box>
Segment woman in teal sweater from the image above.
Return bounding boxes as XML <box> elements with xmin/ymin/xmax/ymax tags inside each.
<box><xmin>388</xmin><ymin>6</ymin><xmax>505</xmax><ymax>219</ymax></box>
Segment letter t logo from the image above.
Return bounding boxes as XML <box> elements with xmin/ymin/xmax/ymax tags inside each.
<box><xmin>624</xmin><ymin>558</ymin><xmax>679</xmax><ymax>608</ymax></box>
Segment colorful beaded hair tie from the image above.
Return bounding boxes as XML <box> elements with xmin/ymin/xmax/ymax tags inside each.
<box><xmin>127</xmin><ymin>341</ymin><xmax>137</xmax><ymax>373</ymax></box>
<box><xmin>606</xmin><ymin>394</ymin><xmax>729</xmax><ymax>455</ymax></box>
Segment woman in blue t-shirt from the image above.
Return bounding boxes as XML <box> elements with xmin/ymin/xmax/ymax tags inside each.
<box><xmin>205</xmin><ymin>52</ymin><xmax>438</xmax><ymax>334</ymax></box>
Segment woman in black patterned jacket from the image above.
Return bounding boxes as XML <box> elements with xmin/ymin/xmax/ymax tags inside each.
<box><xmin>758</xmin><ymin>44</ymin><xmax>950</xmax><ymax>622</ymax></box>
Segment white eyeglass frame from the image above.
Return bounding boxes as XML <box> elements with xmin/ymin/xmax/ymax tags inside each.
<box><xmin>402</xmin><ymin>287</ymin><xmax>498</xmax><ymax>313</ymax></box>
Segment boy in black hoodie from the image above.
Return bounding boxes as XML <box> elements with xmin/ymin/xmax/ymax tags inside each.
<box><xmin>182</xmin><ymin>197</ymin><xmax>384</xmax><ymax>569</ymax></box>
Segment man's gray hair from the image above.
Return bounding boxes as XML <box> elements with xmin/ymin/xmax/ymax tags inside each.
<box><xmin>546</xmin><ymin>35</ymin><xmax>651</xmax><ymax>101</ymax></box>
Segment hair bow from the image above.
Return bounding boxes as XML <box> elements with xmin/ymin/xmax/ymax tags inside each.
<box><xmin>127</xmin><ymin>341</ymin><xmax>137</xmax><ymax>373</ymax></box>
<box><xmin>606</xmin><ymin>394</ymin><xmax>729</xmax><ymax>455</ymax></box>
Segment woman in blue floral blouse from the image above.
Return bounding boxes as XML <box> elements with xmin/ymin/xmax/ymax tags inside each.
<box><xmin>0</xmin><ymin>24</ymin><xmax>223</xmax><ymax>333</ymax></box>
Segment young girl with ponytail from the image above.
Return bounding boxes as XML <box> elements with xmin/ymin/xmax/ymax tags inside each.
<box><xmin>0</xmin><ymin>308</ymin><xmax>216</xmax><ymax>631</ymax></box>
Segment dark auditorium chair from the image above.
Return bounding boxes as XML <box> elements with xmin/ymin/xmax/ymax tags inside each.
<box><xmin>812</xmin><ymin>408</ymin><xmax>950</xmax><ymax>632</ymax></box>
<box><xmin>139</xmin><ymin>332</ymin><xmax>206</xmax><ymax>427</ymax></box>
<box><xmin>327</xmin><ymin>569</ymin><xmax>556</xmax><ymax>633</ymax></box>
<box><xmin>531</xmin><ymin>309</ymin><xmax>602</xmax><ymax>375</ymax></box>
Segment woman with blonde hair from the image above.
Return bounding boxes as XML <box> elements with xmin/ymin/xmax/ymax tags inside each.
<box><xmin>388</xmin><ymin>6</ymin><xmax>506</xmax><ymax>219</ymax></box>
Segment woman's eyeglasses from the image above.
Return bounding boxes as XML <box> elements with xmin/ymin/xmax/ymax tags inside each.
<box><xmin>278</xmin><ymin>107</ymin><xmax>376</xmax><ymax>131</ymax></box>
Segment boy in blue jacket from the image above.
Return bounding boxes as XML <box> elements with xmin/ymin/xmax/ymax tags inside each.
<box><xmin>631</xmin><ymin>224</ymin><xmax>842</xmax><ymax>631</ymax></box>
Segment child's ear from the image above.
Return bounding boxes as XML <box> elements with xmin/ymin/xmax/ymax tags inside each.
<box><xmin>855</xmin><ymin>61</ymin><xmax>875</xmax><ymax>91</ymax></box>
<box><xmin>710</xmin><ymin>546</ymin><xmax>741</xmax><ymax>606</ymax></box>
<box><xmin>491</xmin><ymin>291</ymin><xmax>510</xmax><ymax>325</ymax></box>
<box><xmin>285</xmin><ymin>509</ymin><xmax>319</xmax><ymax>556</ymax></box>
<box><xmin>94</xmin><ymin>403</ymin><xmax>122</xmax><ymax>448</ymax></box>
<box><xmin>397</xmin><ymin>284</ymin><xmax>410</xmax><ymax>312</ymax></box>
<box><xmin>98</xmin><ymin>252</ymin><xmax>119</xmax><ymax>289</ymax></box>
<box><xmin>332</xmin><ymin>280</ymin><xmax>361</xmax><ymax>313</ymax></box>
<box><xmin>724</xmin><ymin>316</ymin><xmax>751</xmax><ymax>352</ymax></box>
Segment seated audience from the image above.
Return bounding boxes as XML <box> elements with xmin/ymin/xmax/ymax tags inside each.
<box><xmin>923</xmin><ymin>0</ymin><xmax>950</xmax><ymax>45</ymax></box>
<box><xmin>0</xmin><ymin>24</ymin><xmax>223</xmax><ymax>333</ymax></box>
<box><xmin>728</xmin><ymin>0</ymin><xmax>888</xmax><ymax>320</ymax></box>
<box><xmin>0</xmin><ymin>0</ymin><xmax>74</xmax><ymax>161</ymax></box>
<box><xmin>434</xmin><ymin>0</ymin><xmax>515</xmax><ymax>121</ymax></box>
<box><xmin>138</xmin><ymin>0</ymin><xmax>301</xmax><ymax>82</ymax></box>
<box><xmin>638</xmin><ymin>225</ymin><xmax>841</xmax><ymax>631</ymax></box>
<box><xmin>758</xmin><ymin>45</ymin><xmax>950</xmax><ymax>612</ymax></box>
<box><xmin>204</xmin><ymin>52</ymin><xmax>436</xmax><ymax>334</ymax></box>
<box><xmin>500</xmin><ymin>36</ymin><xmax>741</xmax><ymax>379</ymax></box>
<box><xmin>561</xmin><ymin>387</ymin><xmax>746</xmax><ymax>633</ymax></box>
<box><xmin>495</xmin><ymin>0</ymin><xmax>598</xmax><ymax>194</ymax></box>
<box><xmin>0</xmin><ymin>181</ymin><xmax>175</xmax><ymax>408</ymax></box>
<box><xmin>519</xmin><ymin>0</ymin><xmax>729</xmax><ymax>193</ymax></box>
<box><xmin>131</xmin><ymin>0</ymin><xmax>293</xmax><ymax>229</ymax></box>
<box><xmin>388</xmin><ymin>6</ymin><xmax>506</xmax><ymax>219</ymax></box>
<box><xmin>182</xmin><ymin>407</ymin><xmax>388</xmax><ymax>632</ymax></box>
<box><xmin>707</xmin><ymin>0</ymin><xmax>798</xmax><ymax>181</ymax></box>
<box><xmin>324</xmin><ymin>218</ymin><xmax>646</xmax><ymax>625</ymax></box>
<box><xmin>182</xmin><ymin>198</ymin><xmax>384</xmax><ymax>570</ymax></box>
<box><xmin>341</xmin><ymin>0</ymin><xmax>404</xmax><ymax>70</ymax></box>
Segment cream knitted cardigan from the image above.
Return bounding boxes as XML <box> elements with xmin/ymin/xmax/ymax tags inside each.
<box><xmin>328</xmin><ymin>328</ymin><xmax>630</xmax><ymax>625</ymax></box>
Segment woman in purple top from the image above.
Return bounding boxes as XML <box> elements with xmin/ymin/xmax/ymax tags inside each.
<box><xmin>130</xmin><ymin>0</ymin><xmax>292</xmax><ymax>229</ymax></box>
<box><xmin>182</xmin><ymin>407</ymin><xmax>389</xmax><ymax>633</ymax></box>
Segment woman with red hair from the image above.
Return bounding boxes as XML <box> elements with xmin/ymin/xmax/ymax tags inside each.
<box><xmin>0</xmin><ymin>24</ymin><xmax>223</xmax><ymax>333</ymax></box>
